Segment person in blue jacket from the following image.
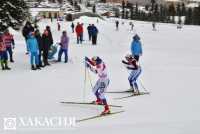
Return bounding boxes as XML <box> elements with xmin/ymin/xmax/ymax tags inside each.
<box><xmin>131</xmin><ymin>34</ymin><xmax>142</xmax><ymax>61</ymax></box>
<box><xmin>27</xmin><ymin>32</ymin><xmax>40</xmax><ymax>70</ymax></box>
<box><xmin>91</xmin><ymin>24</ymin><xmax>98</xmax><ymax>45</ymax></box>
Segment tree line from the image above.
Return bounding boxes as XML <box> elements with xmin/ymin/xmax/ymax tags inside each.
<box><xmin>116</xmin><ymin>0</ymin><xmax>200</xmax><ymax>25</ymax></box>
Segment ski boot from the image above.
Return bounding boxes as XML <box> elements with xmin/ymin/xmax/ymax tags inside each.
<box><xmin>93</xmin><ymin>98</ymin><xmax>103</xmax><ymax>105</ymax></box>
<box><xmin>101</xmin><ymin>105</ymin><xmax>110</xmax><ymax>115</ymax></box>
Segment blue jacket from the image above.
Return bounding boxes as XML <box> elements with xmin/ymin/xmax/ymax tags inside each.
<box><xmin>131</xmin><ymin>40</ymin><xmax>142</xmax><ymax>56</ymax></box>
<box><xmin>27</xmin><ymin>35</ymin><xmax>39</xmax><ymax>53</ymax></box>
<box><xmin>91</xmin><ymin>26</ymin><xmax>98</xmax><ymax>36</ymax></box>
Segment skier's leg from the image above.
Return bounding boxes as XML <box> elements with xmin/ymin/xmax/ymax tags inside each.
<box><xmin>92</xmin><ymin>79</ymin><xmax>101</xmax><ymax>103</ymax></box>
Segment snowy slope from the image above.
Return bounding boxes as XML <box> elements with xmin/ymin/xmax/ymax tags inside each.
<box><xmin>0</xmin><ymin>17</ymin><xmax>200</xmax><ymax>134</ymax></box>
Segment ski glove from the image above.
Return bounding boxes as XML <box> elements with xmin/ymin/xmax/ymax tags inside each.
<box><xmin>85</xmin><ymin>62</ymin><xmax>90</xmax><ymax>68</ymax></box>
<box><xmin>85</xmin><ymin>56</ymin><xmax>89</xmax><ymax>62</ymax></box>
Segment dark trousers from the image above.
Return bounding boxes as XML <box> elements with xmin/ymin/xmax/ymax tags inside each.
<box><xmin>6</xmin><ymin>47</ymin><xmax>13</xmax><ymax>61</ymax></box>
<box><xmin>77</xmin><ymin>34</ymin><xmax>83</xmax><ymax>44</ymax></box>
<box><xmin>92</xmin><ymin>35</ymin><xmax>97</xmax><ymax>45</ymax></box>
<box><xmin>43</xmin><ymin>50</ymin><xmax>49</xmax><ymax>65</ymax></box>
<box><xmin>88</xmin><ymin>33</ymin><xmax>92</xmax><ymax>41</ymax></box>
<box><xmin>58</xmin><ymin>48</ymin><xmax>68</xmax><ymax>62</ymax></box>
<box><xmin>38</xmin><ymin>51</ymin><xmax>43</xmax><ymax>65</ymax></box>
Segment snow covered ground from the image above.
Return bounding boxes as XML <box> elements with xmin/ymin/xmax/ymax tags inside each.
<box><xmin>1</xmin><ymin>17</ymin><xmax>200</xmax><ymax>134</ymax></box>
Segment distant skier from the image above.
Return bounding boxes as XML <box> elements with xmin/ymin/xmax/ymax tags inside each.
<box><xmin>3</xmin><ymin>29</ymin><xmax>15</xmax><ymax>62</ymax></box>
<box><xmin>131</xmin><ymin>34</ymin><xmax>142</xmax><ymax>61</ymax></box>
<box><xmin>122</xmin><ymin>54</ymin><xmax>142</xmax><ymax>94</ymax></box>
<box><xmin>85</xmin><ymin>56</ymin><xmax>110</xmax><ymax>115</ymax></box>
<box><xmin>57</xmin><ymin>31</ymin><xmax>69</xmax><ymax>63</ymax></box>
<box><xmin>57</xmin><ymin>22</ymin><xmax>61</xmax><ymax>31</ymax></box>
<box><xmin>26</xmin><ymin>32</ymin><xmax>40</xmax><ymax>70</ymax></box>
<box><xmin>0</xmin><ymin>33</ymin><xmax>11</xmax><ymax>70</ymax></box>
<box><xmin>152</xmin><ymin>22</ymin><xmax>156</xmax><ymax>31</ymax></box>
<box><xmin>115</xmin><ymin>20</ymin><xmax>119</xmax><ymax>30</ymax></box>
<box><xmin>71</xmin><ymin>22</ymin><xmax>75</xmax><ymax>33</ymax></box>
<box><xmin>129</xmin><ymin>22</ymin><xmax>134</xmax><ymax>31</ymax></box>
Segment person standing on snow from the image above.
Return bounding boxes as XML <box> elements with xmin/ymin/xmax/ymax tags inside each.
<box><xmin>57</xmin><ymin>31</ymin><xmax>69</xmax><ymax>63</ymax></box>
<box><xmin>71</xmin><ymin>22</ymin><xmax>75</xmax><ymax>33</ymax></box>
<box><xmin>85</xmin><ymin>56</ymin><xmax>110</xmax><ymax>115</ymax></box>
<box><xmin>45</xmin><ymin>26</ymin><xmax>53</xmax><ymax>47</ymax></box>
<box><xmin>22</xmin><ymin>21</ymin><xmax>34</xmax><ymax>54</ymax></box>
<box><xmin>91</xmin><ymin>24</ymin><xmax>98</xmax><ymax>45</ymax></box>
<box><xmin>122</xmin><ymin>54</ymin><xmax>142</xmax><ymax>95</ymax></box>
<box><xmin>0</xmin><ymin>33</ymin><xmax>11</xmax><ymax>70</ymax></box>
<box><xmin>131</xmin><ymin>34</ymin><xmax>142</xmax><ymax>61</ymax></box>
<box><xmin>75</xmin><ymin>22</ymin><xmax>83</xmax><ymax>44</ymax></box>
<box><xmin>26</xmin><ymin>32</ymin><xmax>40</xmax><ymax>70</ymax></box>
<box><xmin>87</xmin><ymin>24</ymin><xmax>92</xmax><ymax>41</ymax></box>
<box><xmin>3</xmin><ymin>29</ymin><xmax>15</xmax><ymax>62</ymax></box>
<box><xmin>42</xmin><ymin>30</ymin><xmax>51</xmax><ymax>66</ymax></box>
<box><xmin>115</xmin><ymin>20</ymin><xmax>119</xmax><ymax>30</ymax></box>
<box><xmin>35</xmin><ymin>29</ymin><xmax>44</xmax><ymax>67</ymax></box>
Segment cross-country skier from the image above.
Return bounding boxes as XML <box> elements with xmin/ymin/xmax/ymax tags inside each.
<box><xmin>85</xmin><ymin>56</ymin><xmax>110</xmax><ymax>115</ymax></box>
<box><xmin>122</xmin><ymin>54</ymin><xmax>142</xmax><ymax>95</ymax></box>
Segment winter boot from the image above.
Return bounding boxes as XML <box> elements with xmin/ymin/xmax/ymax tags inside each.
<box><xmin>31</xmin><ymin>65</ymin><xmax>36</xmax><ymax>70</ymax></box>
<box><xmin>101</xmin><ymin>105</ymin><xmax>110</xmax><ymax>115</ymax></box>
<box><xmin>1</xmin><ymin>60</ymin><xmax>5</xmax><ymax>70</ymax></box>
<box><xmin>4</xmin><ymin>61</ymin><xmax>11</xmax><ymax>70</ymax></box>
<box><xmin>36</xmin><ymin>65</ymin><xmax>41</xmax><ymax>70</ymax></box>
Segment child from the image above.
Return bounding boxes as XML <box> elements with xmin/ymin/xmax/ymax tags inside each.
<box><xmin>57</xmin><ymin>31</ymin><xmax>69</xmax><ymax>63</ymax></box>
<box><xmin>27</xmin><ymin>32</ymin><xmax>40</xmax><ymax>70</ymax></box>
<box><xmin>0</xmin><ymin>33</ymin><xmax>11</xmax><ymax>70</ymax></box>
<box><xmin>85</xmin><ymin>56</ymin><xmax>110</xmax><ymax>115</ymax></box>
<box><xmin>122</xmin><ymin>54</ymin><xmax>142</xmax><ymax>94</ymax></box>
<box><xmin>3</xmin><ymin>29</ymin><xmax>15</xmax><ymax>62</ymax></box>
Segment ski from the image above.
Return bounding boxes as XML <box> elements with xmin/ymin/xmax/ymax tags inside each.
<box><xmin>106</xmin><ymin>89</ymin><xmax>133</xmax><ymax>93</ymax></box>
<box><xmin>60</xmin><ymin>101</ymin><xmax>123</xmax><ymax>108</ymax></box>
<box><xmin>76</xmin><ymin>110</ymin><xmax>125</xmax><ymax>122</ymax></box>
<box><xmin>114</xmin><ymin>92</ymin><xmax>150</xmax><ymax>100</ymax></box>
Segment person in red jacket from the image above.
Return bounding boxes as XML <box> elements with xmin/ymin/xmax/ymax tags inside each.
<box><xmin>75</xmin><ymin>22</ymin><xmax>83</xmax><ymax>44</ymax></box>
<box><xmin>0</xmin><ymin>33</ymin><xmax>11</xmax><ymax>70</ymax></box>
<box><xmin>3</xmin><ymin>29</ymin><xmax>15</xmax><ymax>62</ymax></box>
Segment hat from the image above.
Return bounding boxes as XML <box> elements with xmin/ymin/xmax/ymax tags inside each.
<box><xmin>133</xmin><ymin>34</ymin><xmax>140</xmax><ymax>41</ymax></box>
<box><xmin>92</xmin><ymin>56</ymin><xmax>102</xmax><ymax>65</ymax></box>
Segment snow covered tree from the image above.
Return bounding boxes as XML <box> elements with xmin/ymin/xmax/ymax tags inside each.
<box><xmin>0</xmin><ymin>0</ymin><xmax>29</xmax><ymax>32</ymax></box>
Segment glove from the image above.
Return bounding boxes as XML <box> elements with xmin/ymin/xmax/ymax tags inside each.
<box><xmin>85</xmin><ymin>56</ymin><xmax>89</xmax><ymax>62</ymax></box>
<box><xmin>85</xmin><ymin>62</ymin><xmax>90</xmax><ymax>68</ymax></box>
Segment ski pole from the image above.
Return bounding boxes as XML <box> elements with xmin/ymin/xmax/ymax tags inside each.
<box><xmin>83</xmin><ymin>61</ymin><xmax>87</xmax><ymax>102</ymax></box>
<box><xmin>139</xmin><ymin>79</ymin><xmax>148</xmax><ymax>92</ymax></box>
<box><xmin>87</xmin><ymin>68</ymin><xmax>93</xmax><ymax>89</ymax></box>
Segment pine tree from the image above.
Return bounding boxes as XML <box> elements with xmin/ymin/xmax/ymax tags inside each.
<box><xmin>122</xmin><ymin>0</ymin><xmax>125</xmax><ymax>19</ymax></box>
<box><xmin>168</xmin><ymin>3</ymin><xmax>176</xmax><ymax>23</ymax></box>
<box><xmin>185</xmin><ymin>8</ymin><xmax>193</xmax><ymax>25</ymax></box>
<box><xmin>0</xmin><ymin>0</ymin><xmax>29</xmax><ymax>32</ymax></box>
